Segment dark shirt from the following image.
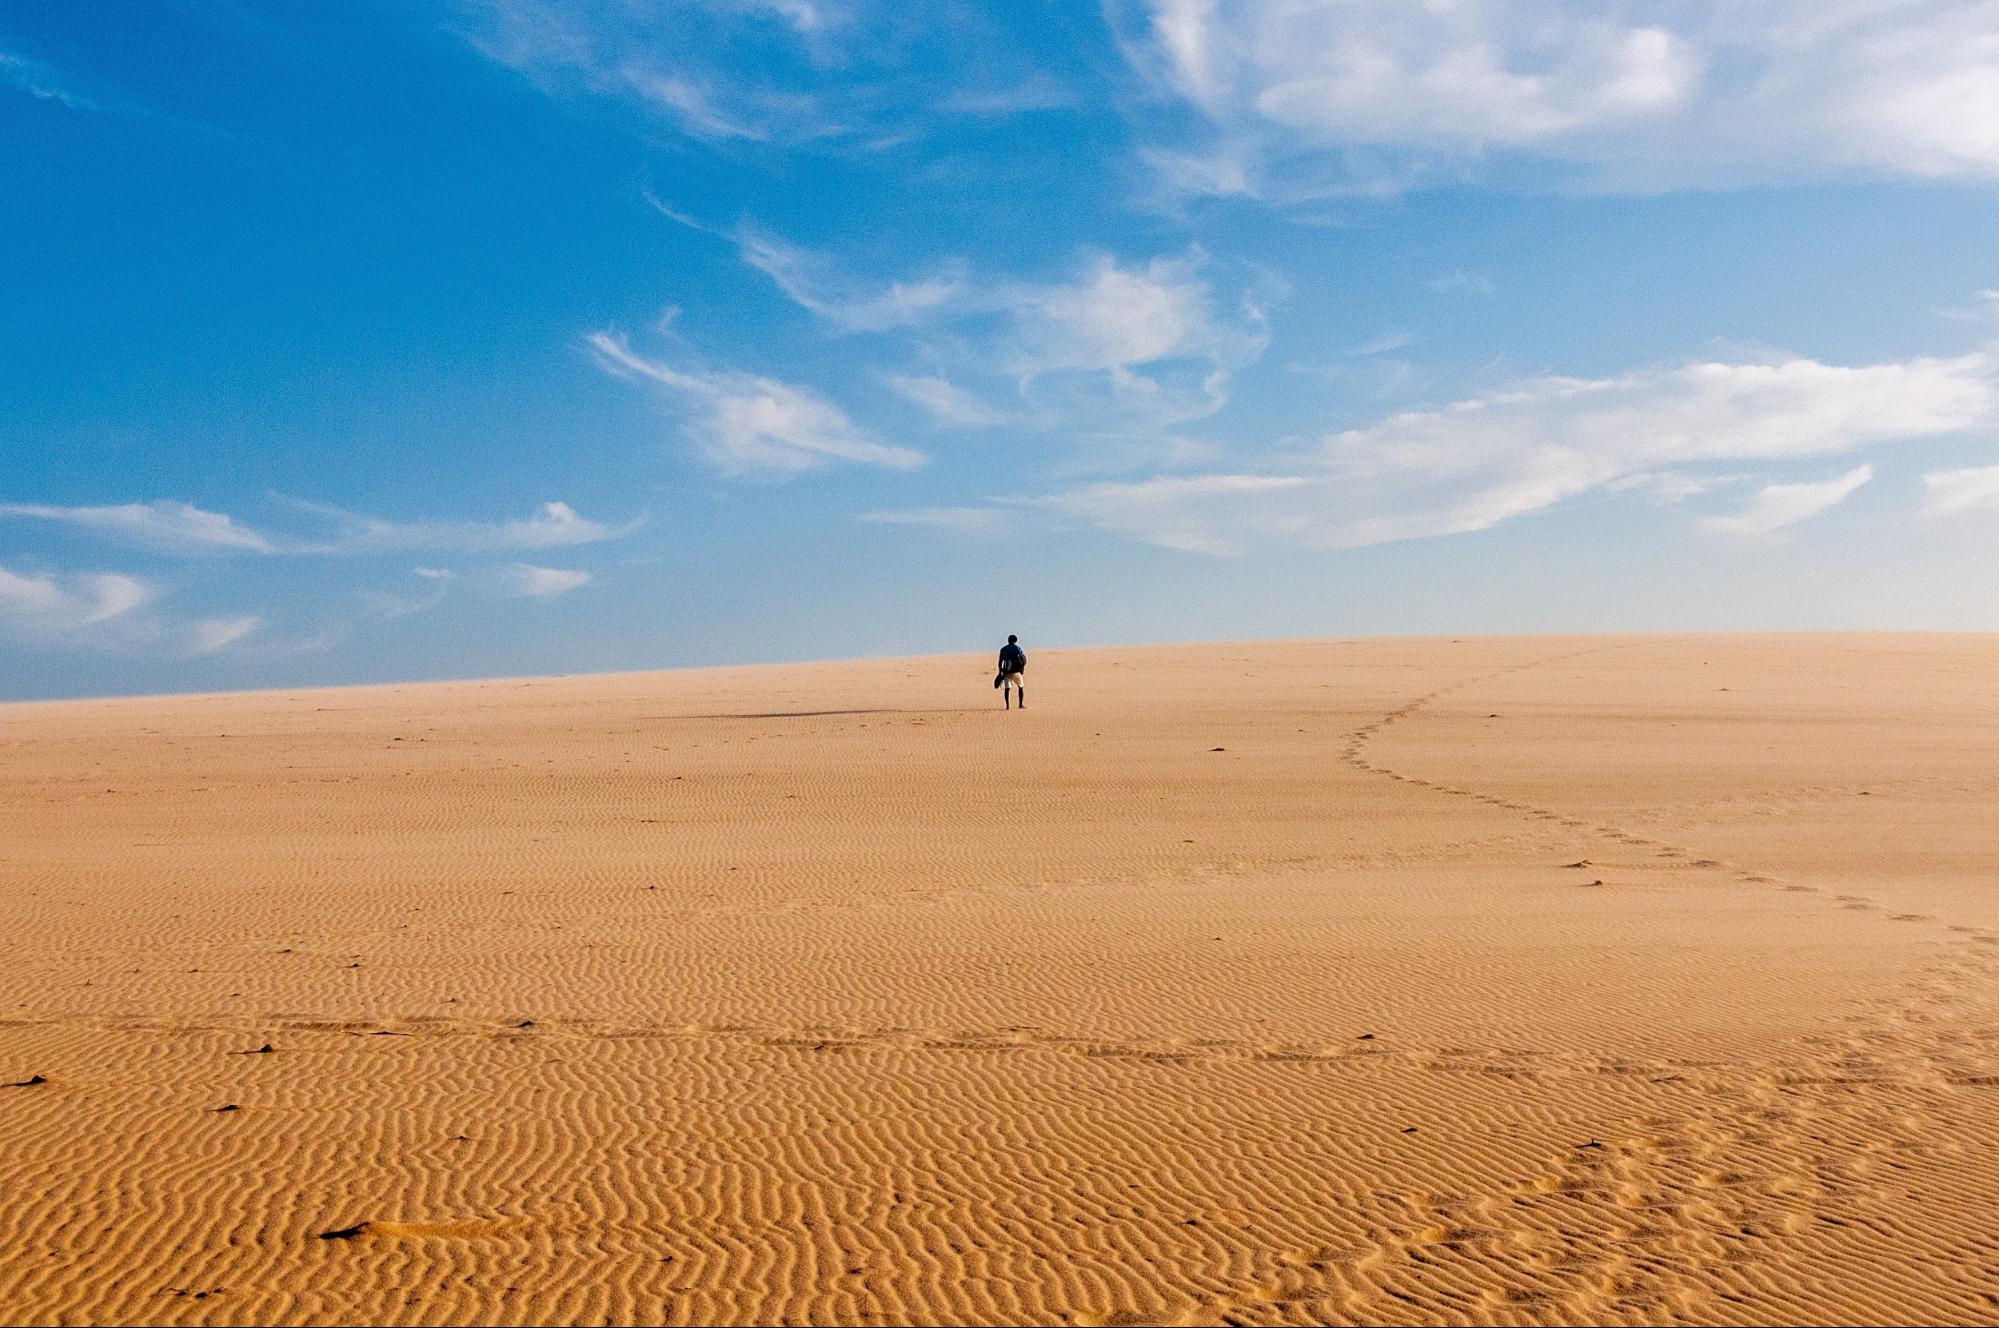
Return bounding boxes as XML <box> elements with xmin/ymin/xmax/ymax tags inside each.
<box><xmin>998</xmin><ymin>643</ymin><xmax>1026</xmax><ymax>673</ymax></box>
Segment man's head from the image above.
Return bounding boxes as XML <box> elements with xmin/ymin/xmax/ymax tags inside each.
<box><xmin>1007</xmin><ymin>635</ymin><xmax>1017</xmax><ymax>644</ymax></box>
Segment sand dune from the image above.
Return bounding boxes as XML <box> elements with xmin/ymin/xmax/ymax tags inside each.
<box><xmin>2</xmin><ymin>634</ymin><xmax>1997</xmax><ymax>1325</ymax></box>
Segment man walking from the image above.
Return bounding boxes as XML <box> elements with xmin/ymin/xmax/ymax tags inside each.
<box><xmin>996</xmin><ymin>635</ymin><xmax>1026</xmax><ymax>710</ymax></box>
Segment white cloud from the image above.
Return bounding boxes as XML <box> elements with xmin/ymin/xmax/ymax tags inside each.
<box><xmin>0</xmin><ymin>566</ymin><xmax>154</xmax><ymax>634</ymax></box>
<box><xmin>589</xmin><ymin>331</ymin><xmax>925</xmax><ymax>471</ymax></box>
<box><xmin>1116</xmin><ymin>0</ymin><xmax>1999</xmax><ymax>196</ymax></box>
<box><xmin>882</xmin><ymin>372</ymin><xmax>1007</xmax><ymax>427</ymax></box>
<box><xmin>1243</xmin><ymin>17</ymin><xmax>1696</xmax><ymax>148</ymax></box>
<box><xmin>502</xmin><ymin>563</ymin><xmax>592</xmax><ymax>598</ymax></box>
<box><xmin>0</xmin><ymin>499</ymin><xmax>275</xmax><ymax>553</ymax></box>
<box><xmin>1139</xmin><ymin>143</ymin><xmax>1259</xmax><ymax>199</ymax></box>
<box><xmin>732</xmin><ymin>224</ymin><xmax>965</xmax><ymax>332</ymax></box>
<box><xmin>942</xmin><ymin>73</ymin><xmax>1076</xmax><ymax>116</ymax></box>
<box><xmin>1006</xmin><ymin>252</ymin><xmax>1220</xmax><ymax>375</ymax></box>
<box><xmin>282</xmin><ymin>499</ymin><xmax>634</xmax><ymax>553</ymax></box>
<box><xmin>461</xmin><ymin>0</ymin><xmax>851</xmax><ymax>146</ymax></box>
<box><xmin>665</xmin><ymin>201</ymin><xmax>1272</xmax><ymax>429</ymax></box>
<box><xmin>1033</xmin><ymin>474</ymin><xmax>1313</xmax><ymax>555</ymax></box>
<box><xmin>741</xmin><ymin>0</ymin><xmax>842</xmax><ymax>36</ymax></box>
<box><xmin>993</xmin><ymin>250</ymin><xmax>1272</xmax><ymax>427</ymax></box>
<box><xmin>620</xmin><ymin>68</ymin><xmax>770</xmax><ymax>141</ymax></box>
<box><xmin>0</xmin><ymin>50</ymin><xmax>105</xmax><ymax>112</ymax></box>
<box><xmin>1606</xmin><ymin>470</ymin><xmax>1738</xmax><ymax>502</ymax></box>
<box><xmin>646</xmin><ymin>199</ymin><xmax>966</xmax><ymax>335</ymax></box>
<box><xmin>1923</xmin><ymin>463</ymin><xmax>1999</xmax><ymax>517</ymax></box>
<box><xmin>1934</xmin><ymin>290</ymin><xmax>1999</xmax><ymax>324</ymax></box>
<box><xmin>1033</xmin><ymin>352</ymin><xmax>1996</xmax><ymax>554</ymax></box>
<box><xmin>1351</xmin><ymin>330</ymin><xmax>1414</xmax><ymax>356</ymax></box>
<box><xmin>361</xmin><ymin>567</ymin><xmax>456</xmax><ymax>619</ymax></box>
<box><xmin>1702</xmin><ymin>464</ymin><xmax>1873</xmax><ymax>536</ymax></box>
<box><xmin>189</xmin><ymin>615</ymin><xmax>262</xmax><ymax>654</ymax></box>
<box><xmin>859</xmin><ymin>506</ymin><xmax>1009</xmax><ymax>535</ymax></box>
<box><xmin>0</xmin><ymin>566</ymin><xmax>273</xmax><ymax>654</ymax></box>
<box><xmin>0</xmin><ymin>497</ymin><xmax>634</xmax><ymax>557</ymax></box>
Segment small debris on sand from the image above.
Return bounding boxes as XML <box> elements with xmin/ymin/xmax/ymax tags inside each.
<box><xmin>317</xmin><ymin>1223</ymin><xmax>369</xmax><ymax>1241</ymax></box>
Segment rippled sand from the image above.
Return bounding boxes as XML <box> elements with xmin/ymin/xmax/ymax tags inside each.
<box><xmin>2</xmin><ymin>634</ymin><xmax>1997</xmax><ymax>1325</ymax></box>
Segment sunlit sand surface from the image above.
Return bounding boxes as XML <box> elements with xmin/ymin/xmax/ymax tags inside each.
<box><xmin>3</xmin><ymin>634</ymin><xmax>1997</xmax><ymax>1325</ymax></box>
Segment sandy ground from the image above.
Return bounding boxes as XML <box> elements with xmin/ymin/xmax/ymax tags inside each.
<box><xmin>1</xmin><ymin>633</ymin><xmax>1997</xmax><ymax>1326</ymax></box>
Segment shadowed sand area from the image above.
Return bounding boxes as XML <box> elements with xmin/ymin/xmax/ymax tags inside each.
<box><xmin>2</xmin><ymin>633</ymin><xmax>1998</xmax><ymax>1325</ymax></box>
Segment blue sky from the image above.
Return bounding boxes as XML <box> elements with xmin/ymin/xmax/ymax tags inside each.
<box><xmin>4</xmin><ymin>1</ymin><xmax>1999</xmax><ymax>699</ymax></box>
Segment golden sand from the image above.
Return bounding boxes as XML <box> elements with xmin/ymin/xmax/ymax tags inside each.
<box><xmin>2</xmin><ymin>634</ymin><xmax>1996</xmax><ymax>1325</ymax></box>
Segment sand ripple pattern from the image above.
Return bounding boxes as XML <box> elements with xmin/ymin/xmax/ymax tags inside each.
<box><xmin>2</xmin><ymin>635</ymin><xmax>1997</xmax><ymax>1325</ymax></box>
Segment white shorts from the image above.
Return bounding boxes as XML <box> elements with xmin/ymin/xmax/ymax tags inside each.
<box><xmin>1001</xmin><ymin>671</ymin><xmax>1024</xmax><ymax>688</ymax></box>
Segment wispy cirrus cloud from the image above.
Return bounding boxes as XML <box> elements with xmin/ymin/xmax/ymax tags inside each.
<box><xmin>881</xmin><ymin>373</ymin><xmax>1008</xmax><ymax>428</ymax></box>
<box><xmin>1033</xmin><ymin>474</ymin><xmax>1311</xmax><ymax>555</ymax></box>
<box><xmin>658</xmin><ymin>204</ymin><xmax>1274</xmax><ymax>431</ymax></box>
<box><xmin>501</xmin><ymin>563</ymin><xmax>591</xmax><ymax>598</ymax></box>
<box><xmin>941</xmin><ymin>73</ymin><xmax>1077</xmax><ymax>116</ymax></box>
<box><xmin>0</xmin><ymin>50</ymin><xmax>106</xmax><ymax>112</ymax></box>
<box><xmin>1</xmin><ymin>48</ymin><xmax>218</xmax><ymax>135</ymax></box>
<box><xmin>1113</xmin><ymin>0</ymin><xmax>1999</xmax><ymax>199</ymax></box>
<box><xmin>0</xmin><ymin>499</ymin><xmax>275</xmax><ymax>553</ymax></box>
<box><xmin>0</xmin><ymin>497</ymin><xmax>637</xmax><ymax>557</ymax></box>
<box><xmin>0</xmin><ymin>565</ymin><xmax>154</xmax><ymax>634</ymax></box>
<box><xmin>589</xmin><ymin>331</ymin><xmax>925</xmax><ymax>472</ymax></box>
<box><xmin>458</xmin><ymin>0</ymin><xmax>865</xmax><ymax>146</ymax></box>
<box><xmin>1702</xmin><ymin>464</ymin><xmax>1874</xmax><ymax>537</ymax></box>
<box><xmin>189</xmin><ymin>615</ymin><xmax>262</xmax><ymax>654</ymax></box>
<box><xmin>360</xmin><ymin>567</ymin><xmax>455</xmax><ymax>619</ymax></box>
<box><xmin>644</xmin><ymin>196</ymin><xmax>966</xmax><ymax>334</ymax></box>
<box><xmin>618</xmin><ymin>68</ymin><xmax>771</xmax><ymax>141</ymax></box>
<box><xmin>981</xmin><ymin>249</ymin><xmax>1275</xmax><ymax>432</ymax></box>
<box><xmin>858</xmin><ymin>505</ymin><xmax>1009</xmax><ymax>535</ymax></box>
<box><xmin>1003</xmin><ymin>251</ymin><xmax>1232</xmax><ymax>375</ymax></box>
<box><xmin>463</xmin><ymin>0</ymin><xmax>1079</xmax><ymax>151</ymax></box>
<box><xmin>279</xmin><ymin>499</ymin><xmax>637</xmax><ymax>554</ymax></box>
<box><xmin>0</xmin><ymin>563</ymin><xmax>274</xmax><ymax>657</ymax></box>
<box><xmin>732</xmin><ymin>223</ymin><xmax>966</xmax><ymax>332</ymax></box>
<box><xmin>1033</xmin><ymin>352</ymin><xmax>1996</xmax><ymax>554</ymax></box>
<box><xmin>1922</xmin><ymin>463</ymin><xmax>1999</xmax><ymax>517</ymax></box>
